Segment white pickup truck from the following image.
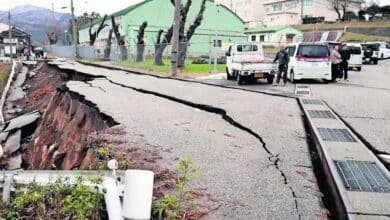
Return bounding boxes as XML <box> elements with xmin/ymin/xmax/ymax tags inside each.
<box><xmin>226</xmin><ymin>43</ymin><xmax>276</xmax><ymax>85</ymax></box>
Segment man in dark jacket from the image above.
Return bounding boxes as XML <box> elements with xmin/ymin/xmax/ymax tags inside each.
<box><xmin>339</xmin><ymin>44</ymin><xmax>351</xmax><ymax>81</ymax></box>
<box><xmin>273</xmin><ymin>45</ymin><xmax>290</xmax><ymax>86</ymax></box>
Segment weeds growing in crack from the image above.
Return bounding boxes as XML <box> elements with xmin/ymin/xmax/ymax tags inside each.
<box><xmin>0</xmin><ymin>177</ymin><xmax>104</xmax><ymax>219</ymax></box>
<box><xmin>152</xmin><ymin>157</ymin><xmax>201</xmax><ymax>220</ymax></box>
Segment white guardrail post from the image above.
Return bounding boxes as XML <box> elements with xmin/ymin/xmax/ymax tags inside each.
<box><xmin>122</xmin><ymin>170</ymin><xmax>154</xmax><ymax>220</ymax></box>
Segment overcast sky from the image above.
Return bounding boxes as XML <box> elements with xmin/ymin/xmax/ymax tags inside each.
<box><xmin>0</xmin><ymin>0</ymin><xmax>389</xmax><ymax>15</ymax></box>
<box><xmin>0</xmin><ymin>0</ymin><xmax>144</xmax><ymax>15</ymax></box>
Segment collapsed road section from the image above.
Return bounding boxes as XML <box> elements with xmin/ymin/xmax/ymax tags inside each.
<box><xmin>0</xmin><ymin>62</ymin><xmax>117</xmax><ymax>170</ymax></box>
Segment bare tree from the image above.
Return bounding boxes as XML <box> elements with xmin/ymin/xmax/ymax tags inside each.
<box><xmin>178</xmin><ymin>0</ymin><xmax>206</xmax><ymax>67</ymax></box>
<box><xmin>89</xmin><ymin>15</ymin><xmax>108</xmax><ymax>46</ymax></box>
<box><xmin>328</xmin><ymin>0</ymin><xmax>351</xmax><ymax>21</ymax></box>
<box><xmin>153</xmin><ymin>0</ymin><xmax>207</xmax><ymax>66</ymax></box>
<box><xmin>154</xmin><ymin>27</ymin><xmax>173</xmax><ymax>65</ymax></box>
<box><xmin>136</xmin><ymin>21</ymin><xmax>148</xmax><ymax>62</ymax></box>
<box><xmin>111</xmin><ymin>16</ymin><xmax>127</xmax><ymax>60</ymax></box>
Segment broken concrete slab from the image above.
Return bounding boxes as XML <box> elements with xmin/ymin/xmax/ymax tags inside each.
<box><xmin>8</xmin><ymin>154</ymin><xmax>22</xmax><ymax>170</ymax></box>
<box><xmin>3</xmin><ymin>129</ymin><xmax>21</xmax><ymax>155</ymax></box>
<box><xmin>7</xmin><ymin>66</ymin><xmax>29</xmax><ymax>102</ymax></box>
<box><xmin>2</xmin><ymin>111</ymin><xmax>40</xmax><ymax>133</ymax></box>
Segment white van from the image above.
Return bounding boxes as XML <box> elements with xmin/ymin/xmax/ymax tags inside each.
<box><xmin>346</xmin><ymin>43</ymin><xmax>363</xmax><ymax>71</ymax></box>
<box><xmin>286</xmin><ymin>43</ymin><xmax>332</xmax><ymax>82</ymax></box>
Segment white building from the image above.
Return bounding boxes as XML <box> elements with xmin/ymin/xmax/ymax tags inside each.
<box><xmin>218</xmin><ymin>0</ymin><xmax>364</xmax><ymax>27</ymax></box>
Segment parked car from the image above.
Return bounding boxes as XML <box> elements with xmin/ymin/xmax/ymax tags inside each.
<box><xmin>367</xmin><ymin>41</ymin><xmax>390</xmax><ymax>59</ymax></box>
<box><xmin>286</xmin><ymin>42</ymin><xmax>332</xmax><ymax>82</ymax></box>
<box><xmin>192</xmin><ymin>55</ymin><xmax>227</xmax><ymax>64</ymax></box>
<box><xmin>192</xmin><ymin>55</ymin><xmax>210</xmax><ymax>64</ymax></box>
<box><xmin>225</xmin><ymin>43</ymin><xmax>276</xmax><ymax>85</ymax></box>
<box><xmin>361</xmin><ymin>43</ymin><xmax>380</xmax><ymax>64</ymax></box>
<box><xmin>346</xmin><ymin>43</ymin><xmax>363</xmax><ymax>71</ymax></box>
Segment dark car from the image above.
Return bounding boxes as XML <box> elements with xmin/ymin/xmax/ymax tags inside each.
<box><xmin>361</xmin><ymin>43</ymin><xmax>380</xmax><ymax>65</ymax></box>
<box><xmin>192</xmin><ymin>55</ymin><xmax>226</xmax><ymax>64</ymax></box>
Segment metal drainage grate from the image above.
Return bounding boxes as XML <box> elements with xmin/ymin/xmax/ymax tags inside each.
<box><xmin>302</xmin><ymin>99</ymin><xmax>323</xmax><ymax>105</ymax></box>
<box><xmin>335</xmin><ymin>160</ymin><xmax>390</xmax><ymax>193</ymax></box>
<box><xmin>297</xmin><ymin>90</ymin><xmax>310</xmax><ymax>95</ymax></box>
<box><xmin>308</xmin><ymin>110</ymin><xmax>336</xmax><ymax>119</ymax></box>
<box><xmin>297</xmin><ymin>85</ymin><xmax>309</xmax><ymax>89</ymax></box>
<box><xmin>317</xmin><ymin>128</ymin><xmax>357</xmax><ymax>142</ymax></box>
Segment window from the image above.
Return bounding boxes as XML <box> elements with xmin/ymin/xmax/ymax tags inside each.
<box><xmin>297</xmin><ymin>45</ymin><xmax>330</xmax><ymax>58</ymax></box>
<box><xmin>272</xmin><ymin>3</ymin><xmax>282</xmax><ymax>11</ymax></box>
<box><xmin>286</xmin><ymin>1</ymin><xmax>297</xmax><ymax>9</ymax></box>
<box><xmin>214</xmin><ymin>40</ymin><xmax>222</xmax><ymax>48</ymax></box>
<box><xmin>251</xmin><ymin>35</ymin><xmax>256</xmax><ymax>42</ymax></box>
<box><xmin>348</xmin><ymin>46</ymin><xmax>361</xmax><ymax>55</ymax></box>
<box><xmin>237</xmin><ymin>44</ymin><xmax>258</xmax><ymax>52</ymax></box>
<box><xmin>259</xmin><ymin>35</ymin><xmax>265</xmax><ymax>42</ymax></box>
<box><xmin>303</xmin><ymin>0</ymin><xmax>313</xmax><ymax>7</ymax></box>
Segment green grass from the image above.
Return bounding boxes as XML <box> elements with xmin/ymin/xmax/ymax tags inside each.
<box><xmin>117</xmin><ymin>58</ymin><xmax>226</xmax><ymax>76</ymax></box>
<box><xmin>339</xmin><ymin>32</ymin><xmax>390</xmax><ymax>42</ymax></box>
<box><xmin>0</xmin><ymin>64</ymin><xmax>11</xmax><ymax>96</ymax></box>
<box><xmin>293</xmin><ymin>21</ymin><xmax>390</xmax><ymax>31</ymax></box>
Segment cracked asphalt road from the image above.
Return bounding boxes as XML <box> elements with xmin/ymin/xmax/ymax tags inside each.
<box><xmin>197</xmin><ymin>59</ymin><xmax>390</xmax><ymax>155</ymax></box>
<box><xmin>51</xmin><ymin>61</ymin><xmax>324</xmax><ymax>219</ymax></box>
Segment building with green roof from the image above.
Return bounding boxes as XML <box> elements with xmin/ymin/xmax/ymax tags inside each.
<box><xmin>78</xmin><ymin>0</ymin><xmax>247</xmax><ymax>56</ymax></box>
<box><xmin>245</xmin><ymin>25</ymin><xmax>302</xmax><ymax>45</ymax></box>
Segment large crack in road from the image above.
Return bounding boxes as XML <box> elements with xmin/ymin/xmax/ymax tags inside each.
<box><xmin>52</xmin><ymin>61</ymin><xmax>327</xmax><ymax>218</ymax></box>
<box><xmin>102</xmin><ymin>78</ymin><xmax>303</xmax><ymax>219</ymax></box>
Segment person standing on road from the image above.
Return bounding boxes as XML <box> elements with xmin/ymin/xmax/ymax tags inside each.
<box><xmin>330</xmin><ymin>45</ymin><xmax>342</xmax><ymax>81</ymax></box>
<box><xmin>339</xmin><ymin>44</ymin><xmax>351</xmax><ymax>81</ymax></box>
<box><xmin>273</xmin><ymin>45</ymin><xmax>290</xmax><ymax>86</ymax></box>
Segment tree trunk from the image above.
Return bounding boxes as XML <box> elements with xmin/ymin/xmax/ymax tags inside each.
<box><xmin>154</xmin><ymin>43</ymin><xmax>167</xmax><ymax>65</ymax></box>
<box><xmin>104</xmin><ymin>30</ymin><xmax>113</xmax><ymax>61</ymax></box>
<box><xmin>119</xmin><ymin>46</ymin><xmax>128</xmax><ymax>61</ymax></box>
<box><xmin>177</xmin><ymin>42</ymin><xmax>188</xmax><ymax>68</ymax></box>
<box><xmin>136</xmin><ymin>44</ymin><xmax>145</xmax><ymax>62</ymax></box>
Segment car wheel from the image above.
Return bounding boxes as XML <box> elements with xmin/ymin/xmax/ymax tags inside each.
<box><xmin>290</xmin><ymin>71</ymin><xmax>295</xmax><ymax>83</ymax></box>
<box><xmin>381</xmin><ymin>54</ymin><xmax>384</xmax><ymax>59</ymax></box>
<box><xmin>357</xmin><ymin>67</ymin><xmax>361</xmax><ymax>71</ymax></box>
<box><xmin>237</xmin><ymin>74</ymin><xmax>243</xmax><ymax>85</ymax></box>
<box><xmin>373</xmin><ymin>60</ymin><xmax>378</xmax><ymax>65</ymax></box>
<box><xmin>267</xmin><ymin>75</ymin><xmax>274</xmax><ymax>84</ymax></box>
<box><xmin>226</xmin><ymin>67</ymin><xmax>232</xmax><ymax>80</ymax></box>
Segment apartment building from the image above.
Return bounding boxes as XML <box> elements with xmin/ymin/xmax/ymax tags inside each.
<box><xmin>218</xmin><ymin>0</ymin><xmax>363</xmax><ymax>27</ymax></box>
<box><xmin>264</xmin><ymin>0</ymin><xmax>363</xmax><ymax>26</ymax></box>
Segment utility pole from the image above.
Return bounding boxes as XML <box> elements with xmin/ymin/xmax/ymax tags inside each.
<box><xmin>301</xmin><ymin>0</ymin><xmax>304</xmax><ymax>23</ymax></box>
<box><xmin>171</xmin><ymin>0</ymin><xmax>181</xmax><ymax>77</ymax></box>
<box><xmin>8</xmin><ymin>11</ymin><xmax>12</xmax><ymax>58</ymax></box>
<box><xmin>71</xmin><ymin>0</ymin><xmax>77</xmax><ymax>58</ymax></box>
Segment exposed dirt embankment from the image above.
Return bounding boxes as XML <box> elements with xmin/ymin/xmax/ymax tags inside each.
<box><xmin>25</xmin><ymin>86</ymin><xmax>116</xmax><ymax>170</ymax></box>
<box><xmin>6</xmin><ymin>63</ymin><xmax>116</xmax><ymax>170</ymax></box>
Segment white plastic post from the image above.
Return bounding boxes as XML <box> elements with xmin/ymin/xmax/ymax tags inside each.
<box><xmin>102</xmin><ymin>177</ymin><xmax>123</xmax><ymax>220</ymax></box>
<box><xmin>122</xmin><ymin>170</ymin><xmax>154</xmax><ymax>220</ymax></box>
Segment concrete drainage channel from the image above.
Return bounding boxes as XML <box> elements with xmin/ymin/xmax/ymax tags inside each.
<box><xmin>299</xmin><ymin>97</ymin><xmax>390</xmax><ymax>219</ymax></box>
